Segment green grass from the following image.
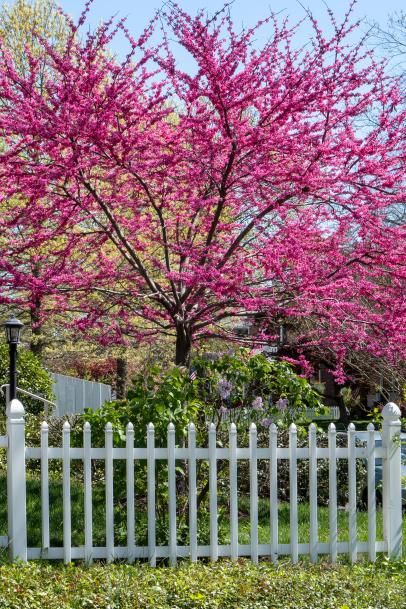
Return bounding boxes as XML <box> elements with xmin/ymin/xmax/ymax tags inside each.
<box><xmin>0</xmin><ymin>558</ymin><xmax>406</xmax><ymax>608</ymax></box>
<box><xmin>0</xmin><ymin>474</ymin><xmax>403</xmax><ymax>552</ymax></box>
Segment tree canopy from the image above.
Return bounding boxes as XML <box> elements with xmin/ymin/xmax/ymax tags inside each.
<box><xmin>0</xmin><ymin>2</ymin><xmax>405</xmax><ymax>371</ymax></box>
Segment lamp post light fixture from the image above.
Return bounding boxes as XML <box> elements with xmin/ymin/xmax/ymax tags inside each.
<box><xmin>3</xmin><ymin>316</ymin><xmax>24</xmax><ymax>401</ymax></box>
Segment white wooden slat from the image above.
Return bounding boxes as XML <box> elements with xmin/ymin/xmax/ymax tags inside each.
<box><xmin>147</xmin><ymin>423</ymin><xmax>156</xmax><ymax>567</ymax></box>
<box><xmin>209</xmin><ymin>423</ymin><xmax>218</xmax><ymax>562</ymax></box>
<box><xmin>62</xmin><ymin>422</ymin><xmax>71</xmax><ymax>564</ymax></box>
<box><xmin>40</xmin><ymin>422</ymin><xmax>49</xmax><ymax>552</ymax></box>
<box><xmin>168</xmin><ymin>423</ymin><xmax>177</xmax><ymax>566</ymax></box>
<box><xmin>270</xmin><ymin>424</ymin><xmax>278</xmax><ymax>563</ymax></box>
<box><xmin>348</xmin><ymin>423</ymin><xmax>357</xmax><ymax>563</ymax></box>
<box><xmin>83</xmin><ymin>422</ymin><xmax>93</xmax><ymax>565</ymax></box>
<box><xmin>367</xmin><ymin>422</ymin><xmax>376</xmax><ymax>562</ymax></box>
<box><xmin>25</xmin><ymin>538</ymin><xmax>388</xmax><ymax>561</ymax></box>
<box><xmin>289</xmin><ymin>423</ymin><xmax>298</xmax><ymax>564</ymax></box>
<box><xmin>26</xmin><ymin>444</ymin><xmax>376</xmax><ymax>461</ymax></box>
<box><xmin>309</xmin><ymin>423</ymin><xmax>318</xmax><ymax>563</ymax></box>
<box><xmin>328</xmin><ymin>422</ymin><xmax>337</xmax><ymax>563</ymax></box>
<box><xmin>188</xmin><ymin>423</ymin><xmax>197</xmax><ymax>562</ymax></box>
<box><xmin>249</xmin><ymin>423</ymin><xmax>258</xmax><ymax>564</ymax></box>
<box><xmin>28</xmin><ymin>537</ymin><xmax>391</xmax><ymax>561</ymax></box>
<box><xmin>105</xmin><ymin>423</ymin><xmax>114</xmax><ymax>563</ymax></box>
<box><xmin>229</xmin><ymin>423</ymin><xmax>238</xmax><ymax>561</ymax></box>
<box><xmin>126</xmin><ymin>423</ymin><xmax>135</xmax><ymax>563</ymax></box>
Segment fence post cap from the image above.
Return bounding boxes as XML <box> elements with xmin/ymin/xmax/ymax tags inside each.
<box><xmin>382</xmin><ymin>402</ymin><xmax>401</xmax><ymax>420</ymax></box>
<box><xmin>6</xmin><ymin>398</ymin><xmax>25</xmax><ymax>419</ymax></box>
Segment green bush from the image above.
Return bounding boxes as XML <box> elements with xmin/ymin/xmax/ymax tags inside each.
<box><xmin>77</xmin><ymin>350</ymin><xmax>324</xmax><ymax>446</ymax></box>
<box><xmin>193</xmin><ymin>349</ymin><xmax>324</xmax><ymax>429</ymax></box>
<box><xmin>68</xmin><ymin>354</ymin><xmax>326</xmax><ymax>543</ymax></box>
<box><xmin>0</xmin><ymin>344</ymin><xmax>53</xmax><ymax>414</ymax></box>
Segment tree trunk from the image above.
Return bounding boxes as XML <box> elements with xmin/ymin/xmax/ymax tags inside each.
<box><xmin>175</xmin><ymin>324</ymin><xmax>192</xmax><ymax>366</ymax></box>
<box><xmin>30</xmin><ymin>295</ymin><xmax>43</xmax><ymax>360</ymax></box>
<box><xmin>116</xmin><ymin>356</ymin><xmax>128</xmax><ymax>399</ymax></box>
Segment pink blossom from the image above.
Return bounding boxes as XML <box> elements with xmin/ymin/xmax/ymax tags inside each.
<box><xmin>0</xmin><ymin>3</ymin><xmax>404</xmax><ymax>373</ymax></box>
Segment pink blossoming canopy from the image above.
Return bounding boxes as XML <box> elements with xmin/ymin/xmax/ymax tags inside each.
<box><xmin>0</xmin><ymin>0</ymin><xmax>404</xmax><ymax>371</ymax></box>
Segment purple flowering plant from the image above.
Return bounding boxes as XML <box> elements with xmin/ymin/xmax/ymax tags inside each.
<box><xmin>192</xmin><ymin>350</ymin><xmax>323</xmax><ymax>430</ymax></box>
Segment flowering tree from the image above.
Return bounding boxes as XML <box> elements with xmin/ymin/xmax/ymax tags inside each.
<box><xmin>0</xmin><ymin>0</ymin><xmax>71</xmax><ymax>357</ymax></box>
<box><xmin>0</xmin><ymin>2</ymin><xmax>405</xmax><ymax>368</ymax></box>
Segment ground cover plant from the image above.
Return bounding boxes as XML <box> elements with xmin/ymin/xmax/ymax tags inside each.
<box><xmin>0</xmin><ymin>558</ymin><xmax>406</xmax><ymax>609</ymax></box>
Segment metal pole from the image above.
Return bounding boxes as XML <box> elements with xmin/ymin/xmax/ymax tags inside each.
<box><xmin>9</xmin><ymin>342</ymin><xmax>17</xmax><ymax>401</ymax></box>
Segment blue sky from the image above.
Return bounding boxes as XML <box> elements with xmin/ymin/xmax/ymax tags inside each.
<box><xmin>56</xmin><ymin>0</ymin><xmax>403</xmax><ymax>37</ymax></box>
<box><xmin>54</xmin><ymin>0</ymin><xmax>404</xmax><ymax>69</ymax></box>
<box><xmin>2</xmin><ymin>0</ymin><xmax>404</xmax><ymax>68</ymax></box>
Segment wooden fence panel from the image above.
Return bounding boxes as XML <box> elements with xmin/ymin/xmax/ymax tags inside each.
<box><xmin>3</xmin><ymin>400</ymin><xmax>403</xmax><ymax>565</ymax></box>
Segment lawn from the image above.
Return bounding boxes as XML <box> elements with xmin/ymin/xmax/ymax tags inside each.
<box><xmin>0</xmin><ymin>474</ymin><xmax>404</xmax><ymax>551</ymax></box>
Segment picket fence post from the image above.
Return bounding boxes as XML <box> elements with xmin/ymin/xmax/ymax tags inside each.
<box><xmin>382</xmin><ymin>402</ymin><xmax>402</xmax><ymax>559</ymax></box>
<box><xmin>7</xmin><ymin>398</ymin><xmax>27</xmax><ymax>561</ymax></box>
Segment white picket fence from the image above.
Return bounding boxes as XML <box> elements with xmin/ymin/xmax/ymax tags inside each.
<box><xmin>1</xmin><ymin>400</ymin><xmax>403</xmax><ymax>564</ymax></box>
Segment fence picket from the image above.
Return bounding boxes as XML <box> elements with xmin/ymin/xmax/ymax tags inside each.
<box><xmin>348</xmin><ymin>423</ymin><xmax>357</xmax><ymax>563</ymax></box>
<box><xmin>40</xmin><ymin>422</ymin><xmax>49</xmax><ymax>553</ymax></box>
<box><xmin>147</xmin><ymin>423</ymin><xmax>156</xmax><ymax>567</ymax></box>
<box><xmin>289</xmin><ymin>424</ymin><xmax>298</xmax><ymax>564</ymax></box>
<box><xmin>250</xmin><ymin>423</ymin><xmax>258</xmax><ymax>564</ymax></box>
<box><xmin>309</xmin><ymin>423</ymin><xmax>318</xmax><ymax>563</ymax></box>
<box><xmin>168</xmin><ymin>423</ymin><xmax>177</xmax><ymax>566</ymax></box>
<box><xmin>270</xmin><ymin>424</ymin><xmax>278</xmax><ymax>563</ymax></box>
<box><xmin>126</xmin><ymin>423</ymin><xmax>135</xmax><ymax>563</ymax></box>
<box><xmin>328</xmin><ymin>423</ymin><xmax>338</xmax><ymax>563</ymax></box>
<box><xmin>188</xmin><ymin>423</ymin><xmax>197</xmax><ymax>562</ymax></box>
<box><xmin>62</xmin><ymin>422</ymin><xmax>71</xmax><ymax>564</ymax></box>
<box><xmin>229</xmin><ymin>423</ymin><xmax>238</xmax><ymax>561</ymax></box>
<box><xmin>105</xmin><ymin>423</ymin><xmax>114</xmax><ymax>563</ymax></box>
<box><xmin>83</xmin><ymin>422</ymin><xmax>93</xmax><ymax>565</ymax></box>
<box><xmin>209</xmin><ymin>423</ymin><xmax>218</xmax><ymax>562</ymax></box>
<box><xmin>367</xmin><ymin>422</ymin><xmax>376</xmax><ymax>562</ymax></box>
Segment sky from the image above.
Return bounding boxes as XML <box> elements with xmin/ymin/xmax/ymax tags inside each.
<box><xmin>33</xmin><ymin>0</ymin><xmax>405</xmax><ymax>63</ymax></box>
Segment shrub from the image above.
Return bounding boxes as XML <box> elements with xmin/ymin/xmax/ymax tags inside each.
<box><xmin>193</xmin><ymin>349</ymin><xmax>324</xmax><ymax>429</ymax></box>
<box><xmin>0</xmin><ymin>344</ymin><xmax>53</xmax><ymax>414</ymax></box>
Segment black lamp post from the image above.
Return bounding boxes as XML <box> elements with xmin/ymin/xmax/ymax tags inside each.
<box><xmin>3</xmin><ymin>316</ymin><xmax>24</xmax><ymax>401</ymax></box>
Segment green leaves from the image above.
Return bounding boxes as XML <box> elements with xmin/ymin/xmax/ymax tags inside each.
<box><xmin>193</xmin><ymin>349</ymin><xmax>323</xmax><ymax>429</ymax></box>
<box><xmin>0</xmin><ymin>559</ymin><xmax>405</xmax><ymax>608</ymax></box>
<box><xmin>0</xmin><ymin>344</ymin><xmax>53</xmax><ymax>414</ymax></box>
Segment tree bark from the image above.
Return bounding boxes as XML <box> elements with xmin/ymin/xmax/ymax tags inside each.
<box><xmin>175</xmin><ymin>324</ymin><xmax>192</xmax><ymax>366</ymax></box>
<box><xmin>116</xmin><ymin>356</ymin><xmax>128</xmax><ymax>399</ymax></box>
<box><xmin>30</xmin><ymin>295</ymin><xmax>43</xmax><ymax>361</ymax></box>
